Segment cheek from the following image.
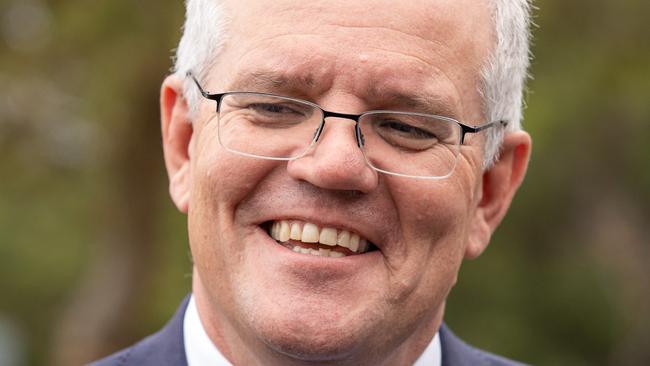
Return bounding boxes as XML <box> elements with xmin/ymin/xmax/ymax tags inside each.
<box><xmin>394</xmin><ymin>179</ymin><xmax>473</xmax><ymax>245</ymax></box>
<box><xmin>186</xmin><ymin>126</ymin><xmax>278</xmax><ymax>278</ymax></box>
<box><xmin>190</xmin><ymin>121</ymin><xmax>276</xmax><ymax>215</ymax></box>
<box><xmin>384</xmin><ymin>179</ymin><xmax>474</xmax><ymax>300</ymax></box>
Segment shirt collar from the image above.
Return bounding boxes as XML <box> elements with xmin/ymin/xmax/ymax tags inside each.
<box><xmin>184</xmin><ymin>296</ymin><xmax>232</xmax><ymax>366</ymax></box>
<box><xmin>184</xmin><ymin>295</ymin><xmax>441</xmax><ymax>366</ymax></box>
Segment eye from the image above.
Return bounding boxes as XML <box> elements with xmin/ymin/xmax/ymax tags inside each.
<box><xmin>248</xmin><ymin>103</ymin><xmax>305</xmax><ymax>116</ymax></box>
<box><xmin>378</xmin><ymin>121</ymin><xmax>436</xmax><ymax>140</ymax></box>
<box><xmin>364</xmin><ymin>113</ymin><xmax>458</xmax><ymax>152</ymax></box>
<box><xmin>370</xmin><ymin>120</ymin><xmax>438</xmax><ymax>152</ymax></box>
<box><xmin>224</xmin><ymin>95</ymin><xmax>316</xmax><ymax>128</ymax></box>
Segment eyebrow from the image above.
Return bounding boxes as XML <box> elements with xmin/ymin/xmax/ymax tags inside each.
<box><xmin>228</xmin><ymin>70</ymin><xmax>317</xmax><ymax>94</ymax></box>
<box><xmin>366</xmin><ymin>87</ymin><xmax>458</xmax><ymax>119</ymax></box>
<box><xmin>227</xmin><ymin>70</ymin><xmax>459</xmax><ymax>118</ymax></box>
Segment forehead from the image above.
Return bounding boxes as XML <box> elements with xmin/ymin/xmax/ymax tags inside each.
<box><xmin>215</xmin><ymin>0</ymin><xmax>494</xmax><ymax>117</ymax></box>
<box><xmin>225</xmin><ymin>0</ymin><xmax>492</xmax><ymax>42</ymax></box>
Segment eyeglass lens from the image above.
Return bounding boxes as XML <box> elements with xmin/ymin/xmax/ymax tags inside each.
<box><xmin>214</xmin><ymin>92</ymin><xmax>462</xmax><ymax>178</ymax></box>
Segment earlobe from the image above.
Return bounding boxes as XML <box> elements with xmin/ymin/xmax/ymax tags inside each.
<box><xmin>161</xmin><ymin>75</ymin><xmax>194</xmax><ymax>214</ymax></box>
<box><xmin>465</xmin><ymin>131</ymin><xmax>532</xmax><ymax>259</ymax></box>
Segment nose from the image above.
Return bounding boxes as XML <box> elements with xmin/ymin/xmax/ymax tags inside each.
<box><xmin>287</xmin><ymin>119</ymin><xmax>379</xmax><ymax>193</ymax></box>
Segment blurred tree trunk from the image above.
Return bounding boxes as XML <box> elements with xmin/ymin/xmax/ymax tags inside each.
<box><xmin>50</xmin><ymin>60</ymin><xmax>167</xmax><ymax>365</ymax></box>
<box><xmin>42</xmin><ymin>1</ymin><xmax>184</xmax><ymax>364</ymax></box>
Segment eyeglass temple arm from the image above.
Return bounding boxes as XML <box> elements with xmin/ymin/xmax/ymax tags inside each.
<box><xmin>186</xmin><ymin>71</ymin><xmax>225</xmax><ymax>103</ymax></box>
<box><xmin>459</xmin><ymin>120</ymin><xmax>508</xmax><ymax>144</ymax></box>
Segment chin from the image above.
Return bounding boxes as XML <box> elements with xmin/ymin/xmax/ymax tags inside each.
<box><xmin>254</xmin><ymin>310</ymin><xmax>368</xmax><ymax>361</ymax></box>
<box><xmin>235</xmin><ymin>281</ymin><xmax>385</xmax><ymax>362</ymax></box>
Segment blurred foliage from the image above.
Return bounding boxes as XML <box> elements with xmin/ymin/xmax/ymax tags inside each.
<box><xmin>0</xmin><ymin>0</ymin><xmax>648</xmax><ymax>365</ymax></box>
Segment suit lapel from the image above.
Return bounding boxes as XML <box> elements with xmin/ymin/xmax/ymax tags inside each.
<box><xmin>440</xmin><ymin>323</ymin><xmax>486</xmax><ymax>366</ymax></box>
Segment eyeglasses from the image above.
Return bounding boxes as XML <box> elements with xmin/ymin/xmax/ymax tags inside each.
<box><xmin>188</xmin><ymin>72</ymin><xmax>507</xmax><ymax>179</ymax></box>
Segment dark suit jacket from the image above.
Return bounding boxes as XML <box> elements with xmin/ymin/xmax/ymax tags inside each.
<box><xmin>91</xmin><ymin>295</ymin><xmax>527</xmax><ymax>366</ymax></box>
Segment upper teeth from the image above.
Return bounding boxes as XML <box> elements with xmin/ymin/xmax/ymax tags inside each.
<box><xmin>270</xmin><ymin>220</ymin><xmax>369</xmax><ymax>254</ymax></box>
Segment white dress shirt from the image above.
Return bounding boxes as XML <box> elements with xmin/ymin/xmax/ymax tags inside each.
<box><xmin>184</xmin><ymin>295</ymin><xmax>441</xmax><ymax>366</ymax></box>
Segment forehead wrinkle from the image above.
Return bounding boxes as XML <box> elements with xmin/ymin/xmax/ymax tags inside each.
<box><xmin>323</xmin><ymin>15</ymin><xmax>474</xmax><ymax>65</ymax></box>
<box><xmin>327</xmin><ymin>23</ymin><xmax>454</xmax><ymax>56</ymax></box>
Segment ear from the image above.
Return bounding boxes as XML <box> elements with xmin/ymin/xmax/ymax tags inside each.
<box><xmin>465</xmin><ymin>131</ymin><xmax>532</xmax><ymax>259</ymax></box>
<box><xmin>161</xmin><ymin>74</ymin><xmax>193</xmax><ymax>214</ymax></box>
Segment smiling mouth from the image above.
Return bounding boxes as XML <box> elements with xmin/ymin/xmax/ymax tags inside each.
<box><xmin>265</xmin><ymin>220</ymin><xmax>377</xmax><ymax>258</ymax></box>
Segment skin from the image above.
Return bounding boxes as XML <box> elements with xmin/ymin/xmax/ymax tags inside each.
<box><xmin>160</xmin><ymin>0</ymin><xmax>531</xmax><ymax>365</ymax></box>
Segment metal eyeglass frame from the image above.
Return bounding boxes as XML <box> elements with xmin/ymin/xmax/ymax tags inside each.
<box><xmin>187</xmin><ymin>71</ymin><xmax>508</xmax><ymax>179</ymax></box>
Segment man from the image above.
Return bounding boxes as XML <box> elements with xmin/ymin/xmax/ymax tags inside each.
<box><xmin>93</xmin><ymin>0</ymin><xmax>532</xmax><ymax>364</ymax></box>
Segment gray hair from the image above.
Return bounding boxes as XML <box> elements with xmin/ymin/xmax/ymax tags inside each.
<box><xmin>481</xmin><ymin>0</ymin><xmax>533</xmax><ymax>167</ymax></box>
<box><xmin>173</xmin><ymin>0</ymin><xmax>533</xmax><ymax>167</ymax></box>
<box><xmin>174</xmin><ymin>0</ymin><xmax>229</xmax><ymax>118</ymax></box>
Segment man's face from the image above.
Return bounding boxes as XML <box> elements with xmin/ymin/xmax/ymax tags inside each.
<box><xmin>175</xmin><ymin>0</ymin><xmax>502</xmax><ymax>363</ymax></box>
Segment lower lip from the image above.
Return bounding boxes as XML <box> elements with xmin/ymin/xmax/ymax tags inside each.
<box><xmin>255</xmin><ymin>226</ymin><xmax>382</xmax><ymax>270</ymax></box>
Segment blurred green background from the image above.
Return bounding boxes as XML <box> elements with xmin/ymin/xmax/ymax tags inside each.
<box><xmin>0</xmin><ymin>0</ymin><xmax>648</xmax><ymax>365</ymax></box>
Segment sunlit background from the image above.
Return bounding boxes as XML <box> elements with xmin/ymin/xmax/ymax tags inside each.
<box><xmin>1</xmin><ymin>0</ymin><xmax>648</xmax><ymax>365</ymax></box>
